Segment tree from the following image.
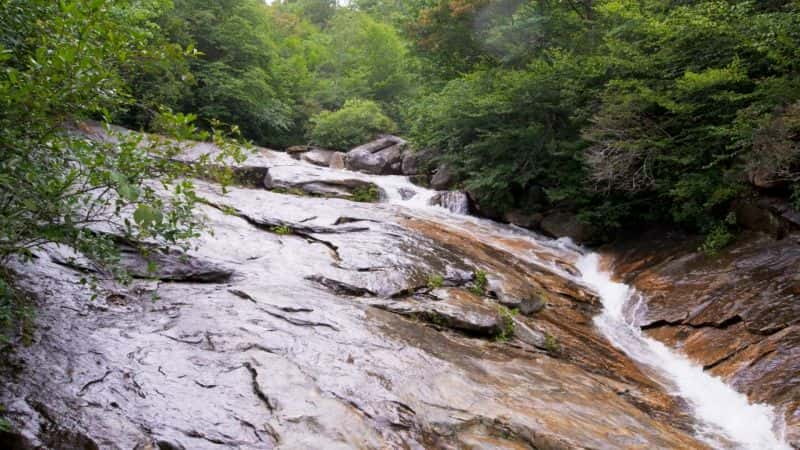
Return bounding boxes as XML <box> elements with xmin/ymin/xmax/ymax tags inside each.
<box><xmin>0</xmin><ymin>0</ymin><xmax>244</xmax><ymax>339</ymax></box>
<box><xmin>161</xmin><ymin>0</ymin><xmax>295</xmax><ymax>145</ymax></box>
<box><xmin>313</xmin><ymin>10</ymin><xmax>413</xmax><ymax>112</ymax></box>
<box><xmin>280</xmin><ymin>0</ymin><xmax>339</xmax><ymax>26</ymax></box>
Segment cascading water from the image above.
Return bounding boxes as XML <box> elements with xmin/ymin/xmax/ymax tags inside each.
<box><xmin>576</xmin><ymin>254</ymin><xmax>790</xmax><ymax>450</ymax></box>
<box><xmin>364</xmin><ymin>166</ymin><xmax>790</xmax><ymax>449</ymax></box>
<box><xmin>369</xmin><ymin>175</ymin><xmax>440</xmax><ymax>209</ymax></box>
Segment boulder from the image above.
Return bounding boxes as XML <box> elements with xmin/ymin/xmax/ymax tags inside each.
<box><xmin>398</xmin><ymin>188</ymin><xmax>417</xmax><ymax>200</ymax></box>
<box><xmin>372</xmin><ymin>288</ymin><xmax>502</xmax><ymax>336</ymax></box>
<box><xmin>504</xmin><ymin>210</ymin><xmax>544</xmax><ymax>229</ymax></box>
<box><xmin>301</xmin><ymin>148</ymin><xmax>336</xmax><ymax>167</ymax></box>
<box><xmin>47</xmin><ymin>241</ymin><xmax>234</xmax><ymax>283</ymax></box>
<box><xmin>424</xmin><ymin>288</ymin><xmax>502</xmax><ymax>335</ymax></box>
<box><xmin>345</xmin><ymin>136</ymin><xmax>407</xmax><ymax>175</ymax></box>
<box><xmin>519</xmin><ymin>295</ymin><xmax>547</xmax><ymax>316</ymax></box>
<box><xmin>540</xmin><ymin>212</ymin><xmax>597</xmax><ymax>244</ymax></box>
<box><xmin>748</xmin><ymin>167</ymin><xmax>787</xmax><ymax>190</ymax></box>
<box><xmin>758</xmin><ymin>197</ymin><xmax>800</xmax><ymax>230</ymax></box>
<box><xmin>401</xmin><ymin>148</ymin><xmax>432</xmax><ymax>176</ymax></box>
<box><xmin>263</xmin><ymin>165</ymin><xmax>383</xmax><ymax>199</ymax></box>
<box><xmin>430</xmin><ymin>164</ymin><xmax>455</xmax><ymax>190</ymax></box>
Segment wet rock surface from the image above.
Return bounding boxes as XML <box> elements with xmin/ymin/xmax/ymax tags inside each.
<box><xmin>429</xmin><ymin>191</ymin><xmax>470</xmax><ymax>215</ymax></box>
<box><xmin>609</xmin><ymin>229</ymin><xmax>800</xmax><ymax>447</ymax></box>
<box><xmin>429</xmin><ymin>164</ymin><xmax>455</xmax><ymax>191</ymax></box>
<box><xmin>0</xmin><ymin>132</ymin><xmax>732</xmax><ymax>449</ymax></box>
<box><xmin>298</xmin><ymin>148</ymin><xmax>337</xmax><ymax>167</ymax></box>
<box><xmin>345</xmin><ymin>136</ymin><xmax>407</xmax><ymax>175</ymax></box>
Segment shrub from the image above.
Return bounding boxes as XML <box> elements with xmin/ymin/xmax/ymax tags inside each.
<box><xmin>700</xmin><ymin>213</ymin><xmax>738</xmax><ymax>256</ymax></box>
<box><xmin>426</xmin><ymin>274</ymin><xmax>444</xmax><ymax>290</ymax></box>
<box><xmin>308</xmin><ymin>99</ymin><xmax>396</xmax><ymax>150</ymax></box>
<box><xmin>350</xmin><ymin>185</ymin><xmax>381</xmax><ymax>203</ymax></box>
<box><xmin>544</xmin><ymin>333</ymin><xmax>560</xmax><ymax>353</ymax></box>
<box><xmin>270</xmin><ymin>225</ymin><xmax>293</xmax><ymax>235</ymax></box>
<box><xmin>495</xmin><ymin>305</ymin><xmax>517</xmax><ymax>342</ymax></box>
<box><xmin>469</xmin><ymin>269</ymin><xmax>488</xmax><ymax>296</ymax></box>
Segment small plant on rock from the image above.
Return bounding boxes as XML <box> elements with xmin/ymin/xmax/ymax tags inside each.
<box><xmin>495</xmin><ymin>305</ymin><xmax>516</xmax><ymax>342</ymax></box>
<box><xmin>272</xmin><ymin>187</ymin><xmax>308</xmax><ymax>197</ymax></box>
<box><xmin>700</xmin><ymin>212</ymin><xmax>737</xmax><ymax>256</ymax></box>
<box><xmin>270</xmin><ymin>225</ymin><xmax>292</xmax><ymax>235</ymax></box>
<box><xmin>469</xmin><ymin>269</ymin><xmax>488</xmax><ymax>296</ymax></box>
<box><xmin>350</xmin><ymin>185</ymin><xmax>380</xmax><ymax>203</ymax></box>
<box><xmin>0</xmin><ymin>403</ymin><xmax>10</xmax><ymax>432</ymax></box>
<box><xmin>426</xmin><ymin>274</ymin><xmax>444</xmax><ymax>290</ymax></box>
<box><xmin>427</xmin><ymin>311</ymin><xmax>447</xmax><ymax>327</ymax></box>
<box><xmin>544</xmin><ymin>332</ymin><xmax>561</xmax><ymax>354</ymax></box>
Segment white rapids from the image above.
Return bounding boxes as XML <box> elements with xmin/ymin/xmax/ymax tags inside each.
<box><xmin>576</xmin><ymin>254</ymin><xmax>790</xmax><ymax>450</ymax></box>
<box><xmin>367</xmin><ymin>170</ymin><xmax>790</xmax><ymax>449</ymax></box>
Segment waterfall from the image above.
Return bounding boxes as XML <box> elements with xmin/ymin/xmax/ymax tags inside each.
<box><xmin>576</xmin><ymin>253</ymin><xmax>789</xmax><ymax>449</ymax></box>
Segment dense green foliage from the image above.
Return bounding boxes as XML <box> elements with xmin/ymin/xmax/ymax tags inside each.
<box><xmin>405</xmin><ymin>0</ymin><xmax>800</xmax><ymax>243</ymax></box>
<box><xmin>309</xmin><ymin>99</ymin><xmax>396</xmax><ymax>150</ymax></box>
<box><xmin>148</xmin><ymin>0</ymin><xmax>413</xmax><ymax>147</ymax></box>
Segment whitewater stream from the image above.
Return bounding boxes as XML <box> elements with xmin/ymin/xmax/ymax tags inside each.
<box><xmin>368</xmin><ymin>173</ymin><xmax>791</xmax><ymax>450</ymax></box>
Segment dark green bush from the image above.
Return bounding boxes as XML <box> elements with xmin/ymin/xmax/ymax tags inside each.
<box><xmin>308</xmin><ymin>99</ymin><xmax>396</xmax><ymax>150</ymax></box>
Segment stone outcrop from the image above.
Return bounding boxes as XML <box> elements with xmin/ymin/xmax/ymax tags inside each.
<box><xmin>400</xmin><ymin>148</ymin><xmax>432</xmax><ymax>176</ymax></box>
<box><xmin>504</xmin><ymin>209</ymin><xmax>544</xmax><ymax>229</ymax></box>
<box><xmin>299</xmin><ymin>148</ymin><xmax>336</xmax><ymax>167</ymax></box>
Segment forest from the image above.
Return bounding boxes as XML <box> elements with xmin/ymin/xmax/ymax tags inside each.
<box><xmin>1</xmin><ymin>0</ymin><xmax>799</xmax><ymax>331</ymax></box>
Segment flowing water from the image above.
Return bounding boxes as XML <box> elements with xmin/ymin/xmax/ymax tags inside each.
<box><xmin>370</xmin><ymin>173</ymin><xmax>790</xmax><ymax>449</ymax></box>
<box><xmin>577</xmin><ymin>254</ymin><xmax>790</xmax><ymax>450</ymax></box>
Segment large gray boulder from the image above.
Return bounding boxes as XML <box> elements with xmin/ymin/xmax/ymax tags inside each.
<box><xmin>345</xmin><ymin>136</ymin><xmax>407</xmax><ymax>175</ymax></box>
<box><xmin>466</xmin><ymin>190</ymin><xmax>504</xmax><ymax>221</ymax></box>
<box><xmin>400</xmin><ymin>148</ymin><xmax>433</xmax><ymax>176</ymax></box>
<box><xmin>430</xmin><ymin>164</ymin><xmax>455</xmax><ymax>190</ymax></box>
